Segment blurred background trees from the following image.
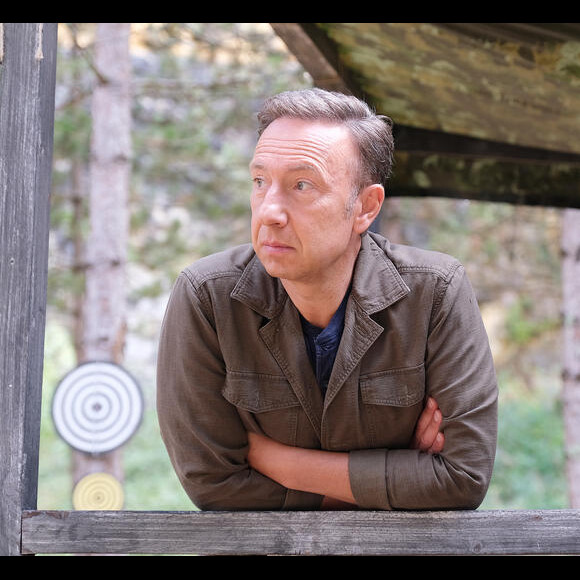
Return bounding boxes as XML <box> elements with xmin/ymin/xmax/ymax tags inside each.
<box><xmin>40</xmin><ymin>23</ymin><xmax>568</xmax><ymax>511</ymax></box>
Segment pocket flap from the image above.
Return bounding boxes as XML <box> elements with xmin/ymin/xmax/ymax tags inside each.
<box><xmin>360</xmin><ymin>364</ymin><xmax>425</xmax><ymax>407</ymax></box>
<box><xmin>222</xmin><ymin>371</ymin><xmax>300</xmax><ymax>412</ymax></box>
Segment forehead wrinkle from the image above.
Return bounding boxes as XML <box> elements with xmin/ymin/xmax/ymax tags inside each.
<box><xmin>251</xmin><ymin>136</ymin><xmax>338</xmax><ymax>177</ymax></box>
<box><xmin>255</xmin><ymin>125</ymin><xmax>341</xmax><ymax>155</ymax></box>
<box><xmin>251</xmin><ymin>119</ymin><xmax>359</xmax><ymax>189</ymax></box>
<box><xmin>250</xmin><ymin>159</ymin><xmax>320</xmax><ymax>175</ymax></box>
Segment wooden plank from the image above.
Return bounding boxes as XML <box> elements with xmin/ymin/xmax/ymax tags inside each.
<box><xmin>21</xmin><ymin>509</ymin><xmax>580</xmax><ymax>555</ymax></box>
<box><xmin>393</xmin><ymin>124</ymin><xmax>580</xmax><ymax>166</ymax></box>
<box><xmin>390</xmin><ymin>151</ymin><xmax>580</xmax><ymax>209</ymax></box>
<box><xmin>0</xmin><ymin>23</ymin><xmax>58</xmax><ymax>556</ymax></box>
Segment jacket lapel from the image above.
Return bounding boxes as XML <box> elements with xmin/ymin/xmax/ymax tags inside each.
<box><xmin>324</xmin><ymin>299</ymin><xmax>383</xmax><ymax>406</ymax></box>
<box><xmin>232</xmin><ymin>254</ymin><xmax>323</xmax><ymax>441</ymax></box>
<box><xmin>258</xmin><ymin>305</ymin><xmax>323</xmax><ymax>441</ymax></box>
<box><xmin>325</xmin><ymin>233</ymin><xmax>411</xmax><ymax>406</ymax></box>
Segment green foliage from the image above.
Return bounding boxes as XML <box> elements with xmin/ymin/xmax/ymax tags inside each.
<box><xmin>505</xmin><ymin>295</ymin><xmax>559</xmax><ymax>345</ymax></box>
<box><xmin>482</xmin><ymin>372</ymin><xmax>567</xmax><ymax>509</ymax></box>
<box><xmin>53</xmin><ymin>107</ymin><xmax>91</xmax><ymax>161</ymax></box>
<box><xmin>38</xmin><ymin>322</ymin><xmax>77</xmax><ymax>509</ymax></box>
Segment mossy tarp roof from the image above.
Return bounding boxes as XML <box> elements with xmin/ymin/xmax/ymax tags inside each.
<box><xmin>272</xmin><ymin>23</ymin><xmax>580</xmax><ymax>208</ymax></box>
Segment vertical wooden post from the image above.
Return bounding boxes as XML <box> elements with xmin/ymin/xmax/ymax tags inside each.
<box><xmin>0</xmin><ymin>23</ymin><xmax>58</xmax><ymax>555</ymax></box>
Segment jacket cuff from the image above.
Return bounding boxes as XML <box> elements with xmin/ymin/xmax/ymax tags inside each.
<box><xmin>348</xmin><ymin>449</ymin><xmax>391</xmax><ymax>509</ymax></box>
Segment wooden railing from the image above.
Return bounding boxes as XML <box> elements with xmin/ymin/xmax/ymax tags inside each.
<box><xmin>21</xmin><ymin>509</ymin><xmax>580</xmax><ymax>555</ymax></box>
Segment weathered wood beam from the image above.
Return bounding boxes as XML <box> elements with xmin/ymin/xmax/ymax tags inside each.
<box><xmin>389</xmin><ymin>151</ymin><xmax>580</xmax><ymax>208</ymax></box>
<box><xmin>21</xmin><ymin>509</ymin><xmax>580</xmax><ymax>555</ymax></box>
<box><xmin>0</xmin><ymin>23</ymin><xmax>58</xmax><ymax>556</ymax></box>
<box><xmin>393</xmin><ymin>125</ymin><xmax>580</xmax><ymax>166</ymax></box>
<box><xmin>388</xmin><ymin>184</ymin><xmax>580</xmax><ymax>209</ymax></box>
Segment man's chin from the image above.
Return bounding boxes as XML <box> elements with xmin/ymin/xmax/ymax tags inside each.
<box><xmin>261</xmin><ymin>262</ymin><xmax>288</xmax><ymax>280</ymax></box>
<box><xmin>256</xmin><ymin>249</ymin><xmax>294</xmax><ymax>278</ymax></box>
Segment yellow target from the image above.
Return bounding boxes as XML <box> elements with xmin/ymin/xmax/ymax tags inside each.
<box><xmin>72</xmin><ymin>472</ymin><xmax>124</xmax><ymax>510</ymax></box>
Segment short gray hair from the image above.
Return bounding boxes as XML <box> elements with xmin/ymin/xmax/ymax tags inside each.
<box><xmin>257</xmin><ymin>88</ymin><xmax>395</xmax><ymax>191</ymax></box>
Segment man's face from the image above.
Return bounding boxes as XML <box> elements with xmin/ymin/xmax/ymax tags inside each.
<box><xmin>250</xmin><ymin>117</ymin><xmax>363</xmax><ymax>286</ymax></box>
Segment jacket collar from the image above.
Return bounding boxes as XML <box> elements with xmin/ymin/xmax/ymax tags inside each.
<box><xmin>230</xmin><ymin>233</ymin><xmax>410</xmax><ymax>439</ymax></box>
<box><xmin>231</xmin><ymin>232</ymin><xmax>410</xmax><ymax>317</ymax></box>
<box><xmin>351</xmin><ymin>231</ymin><xmax>411</xmax><ymax>314</ymax></box>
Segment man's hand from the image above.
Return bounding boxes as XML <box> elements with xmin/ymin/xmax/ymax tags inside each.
<box><xmin>411</xmin><ymin>396</ymin><xmax>445</xmax><ymax>454</ymax></box>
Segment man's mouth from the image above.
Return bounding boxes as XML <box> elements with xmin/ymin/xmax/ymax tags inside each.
<box><xmin>262</xmin><ymin>240</ymin><xmax>293</xmax><ymax>252</ymax></box>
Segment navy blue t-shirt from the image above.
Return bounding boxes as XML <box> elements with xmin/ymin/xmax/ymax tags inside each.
<box><xmin>300</xmin><ymin>290</ymin><xmax>350</xmax><ymax>397</ymax></box>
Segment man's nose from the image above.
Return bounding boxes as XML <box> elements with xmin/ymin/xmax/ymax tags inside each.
<box><xmin>256</xmin><ymin>185</ymin><xmax>288</xmax><ymax>227</ymax></box>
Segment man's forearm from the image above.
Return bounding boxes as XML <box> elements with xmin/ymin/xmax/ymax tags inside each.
<box><xmin>246</xmin><ymin>397</ymin><xmax>444</xmax><ymax>507</ymax></box>
<box><xmin>247</xmin><ymin>432</ymin><xmax>356</xmax><ymax>504</ymax></box>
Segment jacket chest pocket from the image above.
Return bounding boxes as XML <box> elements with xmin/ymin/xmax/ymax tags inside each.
<box><xmin>222</xmin><ymin>371</ymin><xmax>301</xmax><ymax>444</ymax></box>
<box><xmin>359</xmin><ymin>363</ymin><xmax>425</xmax><ymax>448</ymax></box>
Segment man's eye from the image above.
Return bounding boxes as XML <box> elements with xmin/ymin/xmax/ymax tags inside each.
<box><xmin>253</xmin><ymin>177</ymin><xmax>264</xmax><ymax>187</ymax></box>
<box><xmin>296</xmin><ymin>181</ymin><xmax>310</xmax><ymax>191</ymax></box>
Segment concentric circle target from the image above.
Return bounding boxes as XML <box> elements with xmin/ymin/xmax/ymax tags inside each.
<box><xmin>52</xmin><ymin>361</ymin><xmax>143</xmax><ymax>454</ymax></box>
<box><xmin>73</xmin><ymin>472</ymin><xmax>124</xmax><ymax>510</ymax></box>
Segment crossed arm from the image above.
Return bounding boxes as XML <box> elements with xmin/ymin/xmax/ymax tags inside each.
<box><xmin>247</xmin><ymin>396</ymin><xmax>444</xmax><ymax>508</ymax></box>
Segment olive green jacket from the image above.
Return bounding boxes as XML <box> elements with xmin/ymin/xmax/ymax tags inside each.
<box><xmin>156</xmin><ymin>232</ymin><xmax>498</xmax><ymax>511</ymax></box>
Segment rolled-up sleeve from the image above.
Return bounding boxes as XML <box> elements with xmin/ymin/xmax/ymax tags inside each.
<box><xmin>156</xmin><ymin>273</ymin><xmax>287</xmax><ymax>510</ymax></box>
<box><xmin>349</xmin><ymin>449</ymin><xmax>390</xmax><ymax>509</ymax></box>
<box><xmin>349</xmin><ymin>264</ymin><xmax>498</xmax><ymax>510</ymax></box>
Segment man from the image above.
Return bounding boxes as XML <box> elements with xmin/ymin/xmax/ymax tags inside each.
<box><xmin>157</xmin><ymin>88</ymin><xmax>498</xmax><ymax>511</ymax></box>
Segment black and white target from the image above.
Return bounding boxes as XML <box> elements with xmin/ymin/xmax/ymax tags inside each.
<box><xmin>52</xmin><ymin>362</ymin><xmax>143</xmax><ymax>454</ymax></box>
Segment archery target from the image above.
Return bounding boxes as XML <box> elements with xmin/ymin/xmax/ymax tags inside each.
<box><xmin>52</xmin><ymin>361</ymin><xmax>143</xmax><ymax>454</ymax></box>
<box><xmin>73</xmin><ymin>472</ymin><xmax>124</xmax><ymax>510</ymax></box>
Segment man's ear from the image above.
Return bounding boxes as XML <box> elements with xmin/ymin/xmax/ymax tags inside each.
<box><xmin>354</xmin><ymin>184</ymin><xmax>384</xmax><ymax>234</ymax></box>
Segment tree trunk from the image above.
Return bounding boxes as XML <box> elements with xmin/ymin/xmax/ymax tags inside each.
<box><xmin>562</xmin><ymin>208</ymin><xmax>580</xmax><ymax>507</ymax></box>
<box><xmin>74</xmin><ymin>23</ymin><xmax>132</xmax><ymax>487</ymax></box>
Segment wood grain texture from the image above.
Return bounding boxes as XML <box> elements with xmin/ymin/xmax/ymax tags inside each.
<box><xmin>21</xmin><ymin>509</ymin><xmax>580</xmax><ymax>555</ymax></box>
<box><xmin>0</xmin><ymin>23</ymin><xmax>58</xmax><ymax>556</ymax></box>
